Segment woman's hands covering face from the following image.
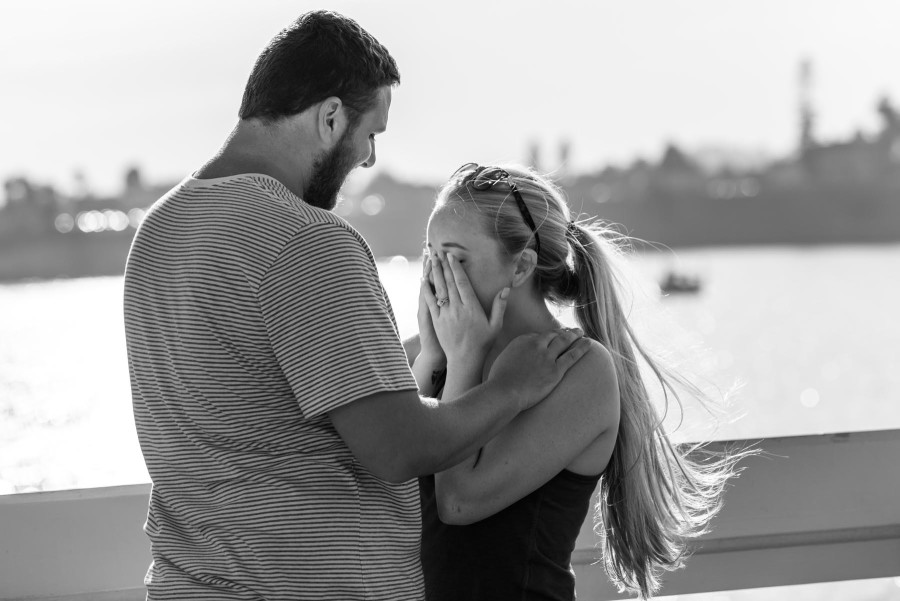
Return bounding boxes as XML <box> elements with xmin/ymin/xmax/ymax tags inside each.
<box><xmin>421</xmin><ymin>252</ymin><xmax>508</xmax><ymax>366</ymax></box>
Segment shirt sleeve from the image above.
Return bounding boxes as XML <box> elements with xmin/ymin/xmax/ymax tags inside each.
<box><xmin>258</xmin><ymin>221</ymin><xmax>418</xmax><ymax>418</ymax></box>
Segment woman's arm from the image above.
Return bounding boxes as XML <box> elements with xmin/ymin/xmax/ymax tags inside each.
<box><xmin>403</xmin><ymin>331</ymin><xmax>443</xmax><ymax>396</ymax></box>
<box><xmin>409</xmin><ymin>258</ymin><xmax>450</xmax><ymax>396</ymax></box>
<box><xmin>413</xmin><ymin>350</ymin><xmax>447</xmax><ymax>397</ymax></box>
<box><xmin>401</xmin><ymin>334</ymin><xmax>420</xmax><ymax>368</ymax></box>
<box><xmin>432</xmin><ymin>341</ymin><xmax>489</xmax><ymax>465</ymax></box>
<box><xmin>434</xmin><ymin>340</ymin><xmax>620</xmax><ymax>525</ymax></box>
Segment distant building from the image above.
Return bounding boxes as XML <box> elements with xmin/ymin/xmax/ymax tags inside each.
<box><xmin>1</xmin><ymin>177</ymin><xmax>60</xmax><ymax>237</ymax></box>
<box><xmin>119</xmin><ymin>166</ymin><xmax>179</xmax><ymax>210</ymax></box>
<box><xmin>802</xmin><ymin>97</ymin><xmax>900</xmax><ymax>186</ymax></box>
<box><xmin>653</xmin><ymin>143</ymin><xmax>705</xmax><ymax>194</ymax></box>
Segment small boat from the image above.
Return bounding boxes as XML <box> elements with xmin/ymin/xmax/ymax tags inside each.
<box><xmin>660</xmin><ymin>271</ymin><xmax>701</xmax><ymax>295</ymax></box>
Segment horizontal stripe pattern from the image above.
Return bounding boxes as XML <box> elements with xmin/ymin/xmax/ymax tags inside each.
<box><xmin>124</xmin><ymin>174</ymin><xmax>422</xmax><ymax>600</ymax></box>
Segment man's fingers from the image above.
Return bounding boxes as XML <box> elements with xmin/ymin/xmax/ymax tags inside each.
<box><xmin>544</xmin><ymin>327</ymin><xmax>584</xmax><ymax>356</ymax></box>
<box><xmin>555</xmin><ymin>338</ymin><xmax>593</xmax><ymax>370</ymax></box>
<box><xmin>530</xmin><ymin>329</ymin><xmax>561</xmax><ymax>349</ymax></box>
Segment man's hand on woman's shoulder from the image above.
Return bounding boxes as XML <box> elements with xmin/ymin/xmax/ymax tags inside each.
<box><xmin>487</xmin><ymin>328</ymin><xmax>592</xmax><ymax>412</ymax></box>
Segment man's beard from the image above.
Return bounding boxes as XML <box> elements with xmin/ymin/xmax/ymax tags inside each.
<box><xmin>303</xmin><ymin>128</ymin><xmax>359</xmax><ymax>211</ymax></box>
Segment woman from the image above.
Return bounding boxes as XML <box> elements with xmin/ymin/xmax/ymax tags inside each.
<box><xmin>410</xmin><ymin>163</ymin><xmax>748</xmax><ymax>600</ymax></box>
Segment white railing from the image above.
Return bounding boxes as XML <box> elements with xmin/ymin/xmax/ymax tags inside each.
<box><xmin>2</xmin><ymin>429</ymin><xmax>898</xmax><ymax>600</ymax></box>
<box><xmin>575</xmin><ymin>428</ymin><xmax>900</xmax><ymax>597</ymax></box>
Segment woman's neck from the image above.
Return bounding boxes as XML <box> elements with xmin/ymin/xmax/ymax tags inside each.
<box><xmin>482</xmin><ymin>289</ymin><xmax>562</xmax><ymax>379</ymax></box>
<box><xmin>505</xmin><ymin>286</ymin><xmax>562</xmax><ymax>335</ymax></box>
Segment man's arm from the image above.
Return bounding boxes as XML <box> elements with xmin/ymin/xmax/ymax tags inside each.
<box><xmin>329</xmin><ymin>380</ymin><xmax>514</xmax><ymax>483</ymax></box>
<box><xmin>329</xmin><ymin>329</ymin><xmax>591</xmax><ymax>483</ymax></box>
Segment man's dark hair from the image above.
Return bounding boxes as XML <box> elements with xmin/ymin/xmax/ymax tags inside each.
<box><xmin>239</xmin><ymin>10</ymin><xmax>400</xmax><ymax>127</ymax></box>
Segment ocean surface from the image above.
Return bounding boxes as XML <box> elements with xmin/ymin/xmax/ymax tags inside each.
<box><xmin>2</xmin><ymin>245</ymin><xmax>900</xmax><ymax>495</ymax></box>
<box><xmin>2</xmin><ymin>244</ymin><xmax>899</xmax><ymax>599</ymax></box>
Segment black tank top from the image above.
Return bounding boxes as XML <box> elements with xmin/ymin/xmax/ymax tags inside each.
<box><xmin>419</xmin><ymin>469</ymin><xmax>600</xmax><ymax>601</ymax></box>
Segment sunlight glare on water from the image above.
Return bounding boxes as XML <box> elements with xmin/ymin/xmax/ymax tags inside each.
<box><xmin>0</xmin><ymin>276</ymin><xmax>146</xmax><ymax>494</ymax></box>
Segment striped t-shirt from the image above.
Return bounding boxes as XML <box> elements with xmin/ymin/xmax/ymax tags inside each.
<box><xmin>124</xmin><ymin>174</ymin><xmax>422</xmax><ymax>600</ymax></box>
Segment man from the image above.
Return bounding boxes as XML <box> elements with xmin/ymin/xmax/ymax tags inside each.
<box><xmin>124</xmin><ymin>10</ymin><xmax>589</xmax><ymax>600</ymax></box>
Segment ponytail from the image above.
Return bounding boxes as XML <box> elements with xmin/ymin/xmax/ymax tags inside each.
<box><xmin>565</xmin><ymin>221</ymin><xmax>750</xmax><ymax>599</ymax></box>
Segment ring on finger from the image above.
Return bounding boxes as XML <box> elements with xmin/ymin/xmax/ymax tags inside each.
<box><xmin>436</xmin><ymin>297</ymin><xmax>450</xmax><ymax>307</ymax></box>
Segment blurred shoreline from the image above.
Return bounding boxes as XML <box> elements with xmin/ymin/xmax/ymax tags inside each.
<box><xmin>3</xmin><ymin>94</ymin><xmax>900</xmax><ymax>282</ymax></box>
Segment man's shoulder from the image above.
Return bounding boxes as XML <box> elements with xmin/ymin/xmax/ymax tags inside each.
<box><xmin>272</xmin><ymin>218</ymin><xmax>378</xmax><ymax>279</ymax></box>
<box><xmin>170</xmin><ymin>173</ymin><xmax>299</xmax><ymax>214</ymax></box>
<box><xmin>157</xmin><ymin>174</ymin><xmax>359</xmax><ymax>235</ymax></box>
<box><xmin>294</xmin><ymin>210</ymin><xmax>371</xmax><ymax>250</ymax></box>
<box><xmin>205</xmin><ymin>174</ymin><xmax>365</xmax><ymax>239</ymax></box>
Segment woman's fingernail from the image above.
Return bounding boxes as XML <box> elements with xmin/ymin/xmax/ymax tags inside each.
<box><xmin>501</xmin><ymin>287</ymin><xmax>509</xmax><ymax>299</ymax></box>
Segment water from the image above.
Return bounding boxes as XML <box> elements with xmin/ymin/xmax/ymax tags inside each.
<box><xmin>2</xmin><ymin>245</ymin><xmax>900</xmax><ymax>495</ymax></box>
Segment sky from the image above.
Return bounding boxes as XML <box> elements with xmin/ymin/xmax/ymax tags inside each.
<box><xmin>2</xmin><ymin>0</ymin><xmax>899</xmax><ymax>195</ymax></box>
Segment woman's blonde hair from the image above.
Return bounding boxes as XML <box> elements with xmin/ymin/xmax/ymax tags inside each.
<box><xmin>435</xmin><ymin>163</ymin><xmax>751</xmax><ymax>599</ymax></box>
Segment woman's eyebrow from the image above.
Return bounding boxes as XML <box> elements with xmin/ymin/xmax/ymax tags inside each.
<box><xmin>425</xmin><ymin>242</ymin><xmax>469</xmax><ymax>251</ymax></box>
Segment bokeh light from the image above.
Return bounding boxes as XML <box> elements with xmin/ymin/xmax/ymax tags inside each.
<box><xmin>54</xmin><ymin>213</ymin><xmax>74</xmax><ymax>233</ymax></box>
<box><xmin>800</xmin><ymin>387</ymin><xmax>820</xmax><ymax>408</ymax></box>
<box><xmin>361</xmin><ymin>194</ymin><xmax>385</xmax><ymax>216</ymax></box>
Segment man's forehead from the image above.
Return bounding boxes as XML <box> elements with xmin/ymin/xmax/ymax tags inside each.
<box><xmin>371</xmin><ymin>86</ymin><xmax>391</xmax><ymax>129</ymax></box>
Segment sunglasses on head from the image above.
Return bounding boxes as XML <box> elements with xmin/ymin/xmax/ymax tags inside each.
<box><xmin>451</xmin><ymin>163</ymin><xmax>541</xmax><ymax>256</ymax></box>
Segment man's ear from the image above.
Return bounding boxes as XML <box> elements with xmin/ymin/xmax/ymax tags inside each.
<box><xmin>510</xmin><ymin>248</ymin><xmax>538</xmax><ymax>288</ymax></box>
<box><xmin>316</xmin><ymin>96</ymin><xmax>349</xmax><ymax>145</ymax></box>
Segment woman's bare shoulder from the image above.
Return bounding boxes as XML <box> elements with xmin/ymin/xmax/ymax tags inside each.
<box><xmin>561</xmin><ymin>339</ymin><xmax>620</xmax><ymax>474</ymax></box>
<box><xmin>550</xmin><ymin>337</ymin><xmax>620</xmax><ymax>428</ymax></box>
<box><xmin>568</xmin><ymin>339</ymin><xmax>619</xmax><ymax>395</ymax></box>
